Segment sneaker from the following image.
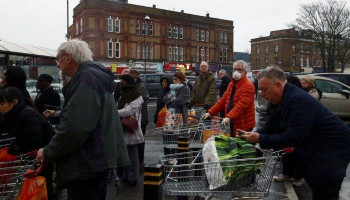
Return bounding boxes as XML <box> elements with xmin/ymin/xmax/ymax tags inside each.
<box><xmin>273</xmin><ymin>174</ymin><xmax>291</xmax><ymax>182</ymax></box>
<box><xmin>292</xmin><ymin>179</ymin><xmax>304</xmax><ymax>187</ymax></box>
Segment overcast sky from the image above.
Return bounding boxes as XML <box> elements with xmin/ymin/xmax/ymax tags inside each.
<box><xmin>0</xmin><ymin>0</ymin><xmax>325</xmax><ymax>52</ymax></box>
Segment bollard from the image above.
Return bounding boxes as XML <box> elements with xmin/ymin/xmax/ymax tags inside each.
<box><xmin>176</xmin><ymin>135</ymin><xmax>190</xmax><ymax>200</ymax></box>
<box><xmin>143</xmin><ymin>164</ymin><xmax>163</xmax><ymax>200</ymax></box>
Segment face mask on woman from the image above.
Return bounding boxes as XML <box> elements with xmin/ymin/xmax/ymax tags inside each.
<box><xmin>232</xmin><ymin>71</ymin><xmax>242</xmax><ymax>80</ymax></box>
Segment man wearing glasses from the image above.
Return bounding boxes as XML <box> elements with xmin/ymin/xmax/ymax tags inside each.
<box><xmin>202</xmin><ymin>60</ymin><xmax>255</xmax><ymax>136</ymax></box>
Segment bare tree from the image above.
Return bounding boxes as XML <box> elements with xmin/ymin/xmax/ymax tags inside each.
<box><xmin>291</xmin><ymin>0</ymin><xmax>350</xmax><ymax>72</ymax></box>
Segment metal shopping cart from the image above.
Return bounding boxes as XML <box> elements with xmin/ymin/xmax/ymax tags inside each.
<box><xmin>159</xmin><ymin>147</ymin><xmax>294</xmax><ymax>200</ymax></box>
<box><xmin>0</xmin><ymin>134</ymin><xmax>15</xmax><ymax>149</ymax></box>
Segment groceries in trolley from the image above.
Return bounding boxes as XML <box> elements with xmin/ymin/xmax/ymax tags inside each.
<box><xmin>202</xmin><ymin>135</ymin><xmax>258</xmax><ymax>190</ymax></box>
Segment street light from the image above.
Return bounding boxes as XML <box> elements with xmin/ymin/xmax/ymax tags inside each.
<box><xmin>144</xmin><ymin>15</ymin><xmax>150</xmax><ymax>75</ymax></box>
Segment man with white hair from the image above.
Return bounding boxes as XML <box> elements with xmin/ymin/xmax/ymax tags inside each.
<box><xmin>190</xmin><ymin>61</ymin><xmax>217</xmax><ymax>110</ymax></box>
<box><xmin>36</xmin><ymin>39</ymin><xmax>129</xmax><ymax>199</ymax></box>
<box><xmin>202</xmin><ymin>60</ymin><xmax>255</xmax><ymax>136</ymax></box>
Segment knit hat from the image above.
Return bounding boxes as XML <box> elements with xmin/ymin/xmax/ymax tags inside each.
<box><xmin>129</xmin><ymin>69</ymin><xmax>140</xmax><ymax>79</ymax></box>
<box><xmin>120</xmin><ymin>74</ymin><xmax>136</xmax><ymax>86</ymax></box>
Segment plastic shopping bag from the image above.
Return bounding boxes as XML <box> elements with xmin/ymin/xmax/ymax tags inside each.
<box><xmin>18</xmin><ymin>174</ymin><xmax>47</xmax><ymax>200</ymax></box>
<box><xmin>163</xmin><ymin>111</ymin><xmax>183</xmax><ymax>131</ymax></box>
<box><xmin>156</xmin><ymin>106</ymin><xmax>168</xmax><ymax>127</ymax></box>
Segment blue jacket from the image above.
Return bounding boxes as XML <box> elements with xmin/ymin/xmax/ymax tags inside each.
<box><xmin>259</xmin><ymin>83</ymin><xmax>350</xmax><ymax>187</ymax></box>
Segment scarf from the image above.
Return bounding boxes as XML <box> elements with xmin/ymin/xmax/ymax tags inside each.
<box><xmin>169</xmin><ymin>83</ymin><xmax>184</xmax><ymax>97</ymax></box>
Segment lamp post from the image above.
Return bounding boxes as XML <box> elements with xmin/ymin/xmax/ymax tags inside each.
<box><xmin>144</xmin><ymin>15</ymin><xmax>150</xmax><ymax>75</ymax></box>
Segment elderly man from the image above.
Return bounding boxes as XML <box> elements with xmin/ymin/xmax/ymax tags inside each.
<box><xmin>36</xmin><ymin>39</ymin><xmax>129</xmax><ymax>199</ymax></box>
<box><xmin>238</xmin><ymin>66</ymin><xmax>350</xmax><ymax>200</ymax></box>
<box><xmin>190</xmin><ymin>61</ymin><xmax>217</xmax><ymax>110</ymax></box>
<box><xmin>202</xmin><ymin>60</ymin><xmax>255</xmax><ymax>136</ymax></box>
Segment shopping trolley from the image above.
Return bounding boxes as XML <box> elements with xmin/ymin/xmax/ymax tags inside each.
<box><xmin>159</xmin><ymin>147</ymin><xmax>294</xmax><ymax>200</ymax></box>
<box><xmin>0</xmin><ymin>134</ymin><xmax>15</xmax><ymax>149</ymax></box>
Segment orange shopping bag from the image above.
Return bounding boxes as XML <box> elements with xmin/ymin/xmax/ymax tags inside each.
<box><xmin>156</xmin><ymin>106</ymin><xmax>168</xmax><ymax>127</ymax></box>
<box><xmin>0</xmin><ymin>147</ymin><xmax>16</xmax><ymax>184</ymax></box>
<box><xmin>18</xmin><ymin>167</ymin><xmax>47</xmax><ymax>200</ymax></box>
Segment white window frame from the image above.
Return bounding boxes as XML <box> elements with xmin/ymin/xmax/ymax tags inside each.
<box><xmin>76</xmin><ymin>22</ymin><xmax>79</xmax><ymax>35</ymax></box>
<box><xmin>301</xmin><ymin>57</ymin><xmax>304</xmax><ymax>66</ymax></box>
<box><xmin>220</xmin><ymin>50</ymin><xmax>223</xmax><ymax>62</ymax></box>
<box><xmin>80</xmin><ymin>18</ymin><xmax>83</xmax><ymax>33</ymax></box>
<box><xmin>149</xmin><ymin>24</ymin><xmax>153</xmax><ymax>36</ymax></box>
<box><xmin>196</xmin><ymin>47</ymin><xmax>199</xmax><ymax>62</ymax></box>
<box><xmin>201</xmin><ymin>47</ymin><xmax>205</xmax><ymax>61</ymax></box>
<box><xmin>275</xmin><ymin>43</ymin><xmax>278</xmax><ymax>53</ymax></box>
<box><xmin>257</xmin><ymin>46</ymin><xmax>260</xmax><ymax>55</ymax></box>
<box><xmin>292</xmin><ymin>44</ymin><xmax>296</xmax><ymax>52</ymax></box>
<box><xmin>206</xmin><ymin>31</ymin><xmax>209</xmax><ymax>42</ymax></box>
<box><xmin>168</xmin><ymin>26</ymin><xmax>172</xmax><ymax>38</ymax></box>
<box><xmin>292</xmin><ymin>56</ymin><xmax>296</xmax><ymax>66</ymax></box>
<box><xmin>142</xmin><ymin>23</ymin><xmax>148</xmax><ymax>36</ymax></box>
<box><xmin>115</xmin><ymin>41</ymin><xmax>120</xmax><ymax>58</ymax></box>
<box><xmin>108</xmin><ymin>39</ymin><xmax>113</xmax><ymax>58</ymax></box>
<box><xmin>136</xmin><ymin>21</ymin><xmax>140</xmax><ymax>35</ymax></box>
<box><xmin>265</xmin><ymin>44</ymin><xmax>268</xmax><ymax>54</ymax></box>
<box><xmin>150</xmin><ymin>44</ymin><xmax>154</xmax><ymax>60</ymax></box>
<box><xmin>169</xmin><ymin>46</ymin><xmax>172</xmax><ymax>61</ymax></box>
<box><xmin>200</xmin><ymin>30</ymin><xmax>205</xmax><ymax>41</ymax></box>
<box><xmin>115</xmin><ymin>17</ymin><xmax>120</xmax><ymax>33</ymax></box>
<box><xmin>224</xmin><ymin>49</ymin><xmax>227</xmax><ymax>62</ymax></box>
<box><xmin>206</xmin><ymin>47</ymin><xmax>209</xmax><ymax>62</ymax></box>
<box><xmin>108</xmin><ymin>16</ymin><xmax>113</xmax><ymax>32</ymax></box>
<box><xmin>306</xmin><ymin>57</ymin><xmax>309</xmax><ymax>67</ymax></box>
<box><xmin>173</xmin><ymin>27</ymin><xmax>178</xmax><ymax>39</ymax></box>
<box><xmin>137</xmin><ymin>43</ymin><xmax>141</xmax><ymax>59</ymax></box>
<box><xmin>179</xmin><ymin>28</ymin><xmax>183</xmax><ymax>39</ymax></box>
<box><xmin>180</xmin><ymin>47</ymin><xmax>184</xmax><ymax>61</ymax></box>
<box><xmin>143</xmin><ymin>43</ymin><xmax>148</xmax><ymax>59</ymax></box>
<box><xmin>220</xmin><ymin>32</ymin><xmax>223</xmax><ymax>43</ymax></box>
<box><xmin>224</xmin><ymin>33</ymin><xmax>227</xmax><ymax>43</ymax></box>
<box><xmin>174</xmin><ymin>46</ymin><xmax>178</xmax><ymax>61</ymax></box>
<box><xmin>196</xmin><ymin>30</ymin><xmax>199</xmax><ymax>41</ymax></box>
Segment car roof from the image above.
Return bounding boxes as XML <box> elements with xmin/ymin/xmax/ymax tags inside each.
<box><xmin>297</xmin><ymin>74</ymin><xmax>350</xmax><ymax>90</ymax></box>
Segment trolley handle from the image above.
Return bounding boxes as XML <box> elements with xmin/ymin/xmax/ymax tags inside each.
<box><xmin>282</xmin><ymin>147</ymin><xmax>295</xmax><ymax>154</ymax></box>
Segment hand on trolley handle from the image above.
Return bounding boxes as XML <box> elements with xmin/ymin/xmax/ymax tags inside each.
<box><xmin>36</xmin><ymin>148</ymin><xmax>44</xmax><ymax>164</ymax></box>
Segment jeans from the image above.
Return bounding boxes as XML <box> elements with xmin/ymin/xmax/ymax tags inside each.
<box><xmin>122</xmin><ymin>144</ymin><xmax>139</xmax><ymax>182</ymax></box>
<box><xmin>66</xmin><ymin>171</ymin><xmax>107</xmax><ymax>200</ymax></box>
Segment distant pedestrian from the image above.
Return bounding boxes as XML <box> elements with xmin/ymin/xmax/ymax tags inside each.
<box><xmin>154</xmin><ymin>77</ymin><xmax>171</xmax><ymax>124</ymax></box>
<box><xmin>190</xmin><ymin>61</ymin><xmax>217</xmax><ymax>110</ymax></box>
<box><xmin>300</xmin><ymin>76</ymin><xmax>322</xmax><ymax>100</ymax></box>
<box><xmin>218</xmin><ymin>69</ymin><xmax>231</xmax><ymax>118</ymax></box>
<box><xmin>34</xmin><ymin>74</ymin><xmax>61</xmax><ymax>114</ymax></box>
<box><xmin>114</xmin><ymin>68</ymin><xmax>130</xmax><ymax>103</ymax></box>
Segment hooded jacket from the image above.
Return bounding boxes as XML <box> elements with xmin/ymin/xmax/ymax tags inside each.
<box><xmin>154</xmin><ymin>77</ymin><xmax>171</xmax><ymax>123</ymax></box>
<box><xmin>190</xmin><ymin>72</ymin><xmax>217</xmax><ymax>107</ymax></box>
<box><xmin>43</xmin><ymin>61</ymin><xmax>129</xmax><ymax>185</ymax></box>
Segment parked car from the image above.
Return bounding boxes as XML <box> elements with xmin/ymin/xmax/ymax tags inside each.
<box><xmin>311</xmin><ymin>73</ymin><xmax>350</xmax><ymax>87</ymax></box>
<box><xmin>139</xmin><ymin>73</ymin><xmax>174</xmax><ymax>98</ymax></box>
<box><xmin>256</xmin><ymin>76</ymin><xmax>350</xmax><ymax>125</ymax></box>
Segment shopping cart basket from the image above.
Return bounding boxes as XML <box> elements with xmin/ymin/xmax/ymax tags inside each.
<box><xmin>0</xmin><ymin>151</ymin><xmax>38</xmax><ymax>200</ymax></box>
<box><xmin>0</xmin><ymin>134</ymin><xmax>15</xmax><ymax>149</ymax></box>
<box><xmin>159</xmin><ymin>147</ymin><xmax>294</xmax><ymax>200</ymax></box>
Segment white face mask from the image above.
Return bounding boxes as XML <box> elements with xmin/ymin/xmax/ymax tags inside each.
<box><xmin>232</xmin><ymin>71</ymin><xmax>242</xmax><ymax>80</ymax></box>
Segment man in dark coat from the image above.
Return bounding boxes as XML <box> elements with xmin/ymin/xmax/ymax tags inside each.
<box><xmin>218</xmin><ymin>69</ymin><xmax>231</xmax><ymax>118</ymax></box>
<box><xmin>35</xmin><ymin>74</ymin><xmax>61</xmax><ymax>113</ymax></box>
<box><xmin>238</xmin><ymin>66</ymin><xmax>350</xmax><ymax>200</ymax></box>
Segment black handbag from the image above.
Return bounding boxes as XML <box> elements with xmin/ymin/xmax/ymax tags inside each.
<box><xmin>121</xmin><ymin>117</ymin><xmax>138</xmax><ymax>133</ymax></box>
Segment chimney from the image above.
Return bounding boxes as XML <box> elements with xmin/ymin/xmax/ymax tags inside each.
<box><xmin>206</xmin><ymin>12</ymin><xmax>210</xmax><ymax>17</ymax></box>
<box><xmin>181</xmin><ymin>10</ymin><xmax>184</xmax><ymax>13</ymax></box>
<box><xmin>153</xmin><ymin>4</ymin><xmax>156</xmax><ymax>8</ymax></box>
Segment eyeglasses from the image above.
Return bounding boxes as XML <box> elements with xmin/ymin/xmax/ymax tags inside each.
<box><xmin>233</xmin><ymin>68</ymin><xmax>244</xmax><ymax>72</ymax></box>
<box><xmin>55</xmin><ymin>54</ymin><xmax>67</xmax><ymax>64</ymax></box>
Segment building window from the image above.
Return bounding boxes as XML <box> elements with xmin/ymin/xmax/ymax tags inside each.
<box><xmin>292</xmin><ymin>56</ymin><xmax>296</xmax><ymax>66</ymax></box>
<box><xmin>265</xmin><ymin>44</ymin><xmax>268</xmax><ymax>54</ymax></box>
<box><xmin>196</xmin><ymin>30</ymin><xmax>199</xmax><ymax>41</ymax></box>
<box><xmin>274</xmin><ymin>56</ymin><xmax>278</xmax><ymax>65</ymax></box>
<box><xmin>224</xmin><ymin>49</ymin><xmax>227</xmax><ymax>62</ymax></box>
<box><xmin>306</xmin><ymin>57</ymin><xmax>309</xmax><ymax>67</ymax></box>
<box><xmin>80</xmin><ymin>18</ymin><xmax>83</xmax><ymax>33</ymax></box>
<box><xmin>115</xmin><ymin>18</ymin><xmax>120</xmax><ymax>33</ymax></box>
<box><xmin>201</xmin><ymin>30</ymin><xmax>205</xmax><ymax>41</ymax></box>
<box><xmin>169</xmin><ymin>46</ymin><xmax>172</xmax><ymax>61</ymax></box>
<box><xmin>179</xmin><ymin>28</ymin><xmax>183</xmax><ymax>39</ymax></box>
<box><xmin>265</xmin><ymin>55</ymin><xmax>268</xmax><ymax>65</ymax></box>
<box><xmin>300</xmin><ymin>44</ymin><xmax>304</xmax><ymax>53</ymax></box>
<box><xmin>206</xmin><ymin>47</ymin><xmax>209</xmax><ymax>62</ymax></box>
<box><xmin>220</xmin><ymin>50</ymin><xmax>223</xmax><ymax>62</ymax></box>
<box><xmin>143</xmin><ymin>44</ymin><xmax>148</xmax><ymax>59</ymax></box>
<box><xmin>150</xmin><ymin>44</ymin><xmax>154</xmax><ymax>60</ymax></box>
<box><xmin>201</xmin><ymin>47</ymin><xmax>205</xmax><ymax>61</ymax></box>
<box><xmin>115</xmin><ymin>42</ymin><xmax>120</xmax><ymax>58</ymax></box>
<box><xmin>196</xmin><ymin>47</ymin><xmax>199</xmax><ymax>62</ymax></box>
<box><xmin>224</xmin><ymin>33</ymin><xmax>228</xmax><ymax>44</ymax></box>
<box><xmin>108</xmin><ymin>17</ymin><xmax>113</xmax><ymax>32</ymax></box>
<box><xmin>137</xmin><ymin>43</ymin><xmax>140</xmax><ymax>59</ymax></box>
<box><xmin>220</xmin><ymin>32</ymin><xmax>223</xmax><ymax>43</ymax></box>
<box><xmin>292</xmin><ymin>44</ymin><xmax>296</xmax><ymax>52</ymax></box>
<box><xmin>173</xmin><ymin>27</ymin><xmax>178</xmax><ymax>39</ymax></box>
<box><xmin>257</xmin><ymin>46</ymin><xmax>260</xmax><ymax>55</ymax></box>
<box><xmin>256</xmin><ymin>59</ymin><xmax>259</xmax><ymax>68</ymax></box>
<box><xmin>108</xmin><ymin>40</ymin><xmax>113</xmax><ymax>58</ymax></box>
<box><xmin>168</xmin><ymin>26</ymin><xmax>172</xmax><ymax>38</ymax></box>
<box><xmin>142</xmin><ymin>23</ymin><xmax>148</xmax><ymax>36</ymax></box>
<box><xmin>206</xmin><ymin>31</ymin><xmax>209</xmax><ymax>42</ymax></box>
<box><xmin>275</xmin><ymin>43</ymin><xmax>278</xmax><ymax>53</ymax></box>
<box><xmin>174</xmin><ymin>46</ymin><xmax>178</xmax><ymax>61</ymax></box>
<box><xmin>136</xmin><ymin>21</ymin><xmax>140</xmax><ymax>35</ymax></box>
<box><xmin>76</xmin><ymin>22</ymin><xmax>79</xmax><ymax>35</ymax></box>
<box><xmin>180</xmin><ymin>47</ymin><xmax>184</xmax><ymax>61</ymax></box>
<box><xmin>149</xmin><ymin>24</ymin><xmax>153</xmax><ymax>36</ymax></box>
<box><xmin>301</xmin><ymin>57</ymin><xmax>304</xmax><ymax>66</ymax></box>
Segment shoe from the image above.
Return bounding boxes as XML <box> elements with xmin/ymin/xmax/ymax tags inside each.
<box><xmin>273</xmin><ymin>174</ymin><xmax>291</xmax><ymax>182</ymax></box>
<box><xmin>292</xmin><ymin>179</ymin><xmax>304</xmax><ymax>187</ymax></box>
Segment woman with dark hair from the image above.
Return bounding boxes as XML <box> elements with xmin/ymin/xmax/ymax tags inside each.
<box><xmin>154</xmin><ymin>77</ymin><xmax>171</xmax><ymax>124</ymax></box>
<box><xmin>163</xmin><ymin>72</ymin><xmax>190</xmax><ymax>125</ymax></box>
<box><xmin>117</xmin><ymin>74</ymin><xmax>144</xmax><ymax>188</ymax></box>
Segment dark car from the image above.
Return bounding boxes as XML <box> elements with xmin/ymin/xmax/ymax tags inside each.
<box><xmin>311</xmin><ymin>73</ymin><xmax>350</xmax><ymax>87</ymax></box>
<box><xmin>139</xmin><ymin>73</ymin><xmax>174</xmax><ymax>98</ymax></box>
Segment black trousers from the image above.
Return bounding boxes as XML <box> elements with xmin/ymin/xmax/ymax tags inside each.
<box><xmin>282</xmin><ymin>152</ymin><xmax>302</xmax><ymax>180</ymax></box>
<box><xmin>311</xmin><ymin>175</ymin><xmax>344</xmax><ymax>200</ymax></box>
<box><xmin>66</xmin><ymin>172</ymin><xmax>108</xmax><ymax>200</ymax></box>
<box><xmin>137</xmin><ymin>124</ymin><xmax>147</xmax><ymax>164</ymax></box>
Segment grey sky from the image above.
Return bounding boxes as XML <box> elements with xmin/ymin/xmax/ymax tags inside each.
<box><xmin>0</xmin><ymin>0</ymin><xmax>321</xmax><ymax>52</ymax></box>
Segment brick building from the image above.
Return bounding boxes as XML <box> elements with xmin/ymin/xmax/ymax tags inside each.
<box><xmin>250</xmin><ymin>28</ymin><xmax>323</xmax><ymax>73</ymax></box>
<box><xmin>70</xmin><ymin>0</ymin><xmax>234</xmax><ymax>74</ymax></box>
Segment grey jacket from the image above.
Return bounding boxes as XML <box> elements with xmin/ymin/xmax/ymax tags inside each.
<box><xmin>164</xmin><ymin>85</ymin><xmax>190</xmax><ymax>124</ymax></box>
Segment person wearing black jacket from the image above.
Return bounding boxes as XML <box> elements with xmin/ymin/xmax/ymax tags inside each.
<box><xmin>154</xmin><ymin>77</ymin><xmax>171</xmax><ymax>124</ymax></box>
<box><xmin>0</xmin><ymin>87</ymin><xmax>54</xmax><ymax>199</ymax></box>
<box><xmin>35</xmin><ymin>74</ymin><xmax>61</xmax><ymax>114</ymax></box>
<box><xmin>218</xmin><ymin>69</ymin><xmax>231</xmax><ymax>118</ymax></box>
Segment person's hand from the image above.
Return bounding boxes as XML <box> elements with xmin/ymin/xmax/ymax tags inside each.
<box><xmin>237</xmin><ymin>131</ymin><xmax>260</xmax><ymax>144</ymax></box>
<box><xmin>221</xmin><ymin>118</ymin><xmax>230</xmax><ymax>126</ymax></box>
<box><xmin>43</xmin><ymin>110</ymin><xmax>55</xmax><ymax>118</ymax></box>
<box><xmin>201</xmin><ymin>113</ymin><xmax>211</xmax><ymax>120</ymax></box>
<box><xmin>36</xmin><ymin>148</ymin><xmax>44</xmax><ymax>163</ymax></box>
